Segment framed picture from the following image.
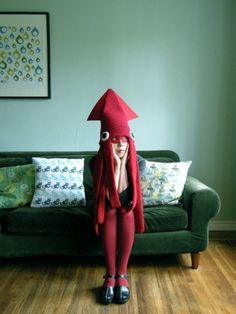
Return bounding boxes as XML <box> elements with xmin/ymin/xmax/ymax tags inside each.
<box><xmin>0</xmin><ymin>12</ymin><xmax>50</xmax><ymax>98</ymax></box>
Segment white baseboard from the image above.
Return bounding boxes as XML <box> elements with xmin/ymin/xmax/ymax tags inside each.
<box><xmin>209</xmin><ymin>220</ymin><xmax>236</xmax><ymax>231</ymax></box>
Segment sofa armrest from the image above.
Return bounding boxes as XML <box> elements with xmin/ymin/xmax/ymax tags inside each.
<box><xmin>182</xmin><ymin>175</ymin><xmax>221</xmax><ymax>232</ymax></box>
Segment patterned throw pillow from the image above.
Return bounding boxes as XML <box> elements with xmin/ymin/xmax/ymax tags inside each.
<box><xmin>140</xmin><ymin>160</ymin><xmax>192</xmax><ymax>206</ymax></box>
<box><xmin>0</xmin><ymin>164</ymin><xmax>35</xmax><ymax>208</ymax></box>
<box><xmin>31</xmin><ymin>158</ymin><xmax>86</xmax><ymax>208</ymax></box>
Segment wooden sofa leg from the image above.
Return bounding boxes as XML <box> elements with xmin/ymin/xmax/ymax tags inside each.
<box><xmin>191</xmin><ymin>252</ymin><xmax>200</xmax><ymax>269</ymax></box>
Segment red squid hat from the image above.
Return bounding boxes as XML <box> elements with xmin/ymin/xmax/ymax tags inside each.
<box><xmin>87</xmin><ymin>88</ymin><xmax>138</xmax><ymax>138</ymax></box>
<box><xmin>87</xmin><ymin>88</ymin><xmax>144</xmax><ymax>235</ymax></box>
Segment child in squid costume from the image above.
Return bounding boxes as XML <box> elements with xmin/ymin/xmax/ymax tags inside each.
<box><xmin>87</xmin><ymin>88</ymin><xmax>145</xmax><ymax>305</ymax></box>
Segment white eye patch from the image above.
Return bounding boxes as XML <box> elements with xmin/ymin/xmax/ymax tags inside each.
<box><xmin>101</xmin><ymin>131</ymin><xmax>110</xmax><ymax>141</ymax></box>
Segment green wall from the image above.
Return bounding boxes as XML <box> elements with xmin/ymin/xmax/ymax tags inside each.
<box><xmin>0</xmin><ymin>0</ymin><xmax>235</xmax><ymax>227</ymax></box>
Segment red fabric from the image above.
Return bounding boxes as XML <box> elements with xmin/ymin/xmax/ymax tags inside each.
<box><xmin>92</xmin><ymin>137</ymin><xmax>144</xmax><ymax>235</ymax></box>
<box><xmin>88</xmin><ymin>88</ymin><xmax>145</xmax><ymax>235</ymax></box>
<box><xmin>116</xmin><ymin>210</ymin><xmax>135</xmax><ymax>286</ymax></box>
<box><xmin>101</xmin><ymin>208</ymin><xmax>135</xmax><ymax>287</ymax></box>
<box><xmin>111</xmin><ymin>136</ymin><xmax>128</xmax><ymax>143</ymax></box>
<box><xmin>101</xmin><ymin>208</ymin><xmax>117</xmax><ymax>286</ymax></box>
<box><xmin>87</xmin><ymin>88</ymin><xmax>138</xmax><ymax>137</ymax></box>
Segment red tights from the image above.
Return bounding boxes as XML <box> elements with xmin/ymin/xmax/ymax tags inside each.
<box><xmin>101</xmin><ymin>208</ymin><xmax>135</xmax><ymax>287</ymax></box>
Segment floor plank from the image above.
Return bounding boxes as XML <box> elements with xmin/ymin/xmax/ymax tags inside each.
<box><xmin>0</xmin><ymin>240</ymin><xmax>235</xmax><ymax>314</ymax></box>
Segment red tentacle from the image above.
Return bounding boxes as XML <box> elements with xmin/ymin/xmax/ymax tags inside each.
<box><xmin>92</xmin><ymin>138</ymin><xmax>144</xmax><ymax>234</ymax></box>
<box><xmin>93</xmin><ymin>149</ymin><xmax>105</xmax><ymax>228</ymax></box>
<box><xmin>126</xmin><ymin>139</ymin><xmax>145</xmax><ymax>233</ymax></box>
<box><xmin>102</xmin><ymin>140</ymin><xmax>121</xmax><ymax>208</ymax></box>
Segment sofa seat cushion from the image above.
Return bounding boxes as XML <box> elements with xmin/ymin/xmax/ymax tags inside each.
<box><xmin>3</xmin><ymin>205</ymin><xmax>188</xmax><ymax>236</ymax></box>
<box><xmin>3</xmin><ymin>206</ymin><xmax>93</xmax><ymax>236</ymax></box>
<box><xmin>144</xmin><ymin>205</ymin><xmax>188</xmax><ymax>232</ymax></box>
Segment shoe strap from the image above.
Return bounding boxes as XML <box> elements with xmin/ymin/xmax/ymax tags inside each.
<box><xmin>116</xmin><ymin>274</ymin><xmax>128</xmax><ymax>279</ymax></box>
<box><xmin>103</xmin><ymin>274</ymin><xmax>116</xmax><ymax>279</ymax></box>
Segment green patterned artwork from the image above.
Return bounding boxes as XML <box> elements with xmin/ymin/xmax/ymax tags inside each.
<box><xmin>0</xmin><ymin>13</ymin><xmax>50</xmax><ymax>98</ymax></box>
<box><xmin>0</xmin><ymin>25</ymin><xmax>43</xmax><ymax>84</ymax></box>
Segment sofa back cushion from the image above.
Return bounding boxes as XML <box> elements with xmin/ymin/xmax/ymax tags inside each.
<box><xmin>31</xmin><ymin>157</ymin><xmax>86</xmax><ymax>208</ymax></box>
<box><xmin>0</xmin><ymin>164</ymin><xmax>35</xmax><ymax>208</ymax></box>
<box><xmin>0</xmin><ymin>150</ymin><xmax>180</xmax><ymax>208</ymax></box>
<box><xmin>141</xmin><ymin>160</ymin><xmax>191</xmax><ymax>206</ymax></box>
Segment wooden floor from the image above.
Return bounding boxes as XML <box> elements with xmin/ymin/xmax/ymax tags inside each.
<box><xmin>0</xmin><ymin>239</ymin><xmax>236</xmax><ymax>314</ymax></box>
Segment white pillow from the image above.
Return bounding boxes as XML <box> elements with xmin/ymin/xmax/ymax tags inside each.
<box><xmin>140</xmin><ymin>160</ymin><xmax>192</xmax><ymax>206</ymax></box>
<box><xmin>31</xmin><ymin>157</ymin><xmax>86</xmax><ymax>207</ymax></box>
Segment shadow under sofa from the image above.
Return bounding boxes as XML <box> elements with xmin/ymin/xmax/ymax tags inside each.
<box><xmin>0</xmin><ymin>150</ymin><xmax>221</xmax><ymax>269</ymax></box>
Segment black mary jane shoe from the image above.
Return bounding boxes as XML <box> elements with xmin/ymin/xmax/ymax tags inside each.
<box><xmin>100</xmin><ymin>274</ymin><xmax>116</xmax><ymax>305</ymax></box>
<box><xmin>115</xmin><ymin>274</ymin><xmax>130</xmax><ymax>304</ymax></box>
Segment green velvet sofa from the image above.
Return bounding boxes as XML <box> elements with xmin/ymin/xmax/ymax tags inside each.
<box><xmin>0</xmin><ymin>150</ymin><xmax>221</xmax><ymax>269</ymax></box>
